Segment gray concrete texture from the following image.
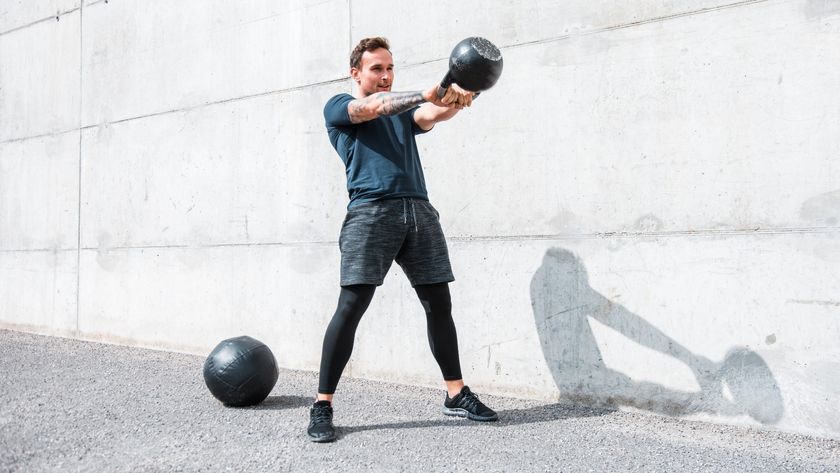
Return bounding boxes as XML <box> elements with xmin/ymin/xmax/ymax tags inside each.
<box><xmin>2</xmin><ymin>330</ymin><xmax>839</xmax><ymax>472</ymax></box>
<box><xmin>1</xmin><ymin>0</ymin><xmax>839</xmax><ymax>439</ymax></box>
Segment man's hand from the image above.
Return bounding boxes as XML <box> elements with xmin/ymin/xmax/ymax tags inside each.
<box><xmin>441</xmin><ymin>83</ymin><xmax>475</xmax><ymax>108</ymax></box>
<box><xmin>423</xmin><ymin>83</ymin><xmax>475</xmax><ymax>109</ymax></box>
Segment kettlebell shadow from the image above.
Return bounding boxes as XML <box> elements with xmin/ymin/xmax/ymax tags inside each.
<box><xmin>530</xmin><ymin>247</ymin><xmax>784</xmax><ymax>424</ymax></box>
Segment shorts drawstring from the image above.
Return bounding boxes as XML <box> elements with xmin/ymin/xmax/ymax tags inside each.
<box><xmin>411</xmin><ymin>200</ymin><xmax>418</xmax><ymax>232</ymax></box>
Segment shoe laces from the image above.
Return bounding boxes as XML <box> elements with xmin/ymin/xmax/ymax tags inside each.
<box><xmin>459</xmin><ymin>390</ymin><xmax>486</xmax><ymax>411</ymax></box>
<box><xmin>311</xmin><ymin>405</ymin><xmax>332</xmax><ymax>424</ymax></box>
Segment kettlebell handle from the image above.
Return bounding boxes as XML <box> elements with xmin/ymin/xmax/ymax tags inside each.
<box><xmin>436</xmin><ymin>71</ymin><xmax>481</xmax><ymax>100</ymax></box>
<box><xmin>436</xmin><ymin>71</ymin><xmax>454</xmax><ymax>99</ymax></box>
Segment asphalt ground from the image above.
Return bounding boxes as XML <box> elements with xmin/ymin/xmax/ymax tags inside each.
<box><xmin>1</xmin><ymin>329</ymin><xmax>838</xmax><ymax>472</ymax></box>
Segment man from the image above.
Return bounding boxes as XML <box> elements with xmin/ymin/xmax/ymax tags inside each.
<box><xmin>308</xmin><ymin>37</ymin><xmax>497</xmax><ymax>443</ymax></box>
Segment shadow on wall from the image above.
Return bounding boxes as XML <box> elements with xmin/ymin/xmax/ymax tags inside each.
<box><xmin>530</xmin><ymin>248</ymin><xmax>784</xmax><ymax>425</ymax></box>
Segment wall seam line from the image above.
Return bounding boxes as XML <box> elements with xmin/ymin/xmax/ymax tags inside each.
<box><xmin>0</xmin><ymin>77</ymin><xmax>350</xmax><ymax>145</ymax></box>
<box><xmin>348</xmin><ymin>0</ymin><xmax>353</xmax><ymax>94</ymax></box>
<box><xmin>76</xmin><ymin>1</ymin><xmax>84</xmax><ymax>337</ymax></box>
<box><xmin>0</xmin><ymin>6</ymin><xmax>80</xmax><ymax>37</ymax></box>
<box><xmin>2</xmin><ymin>225</ymin><xmax>837</xmax><ymax>254</ymax></box>
<box><xmin>499</xmin><ymin>0</ymin><xmax>772</xmax><ymax>51</ymax></box>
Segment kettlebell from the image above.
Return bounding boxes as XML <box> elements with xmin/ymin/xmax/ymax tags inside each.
<box><xmin>437</xmin><ymin>37</ymin><xmax>504</xmax><ymax>98</ymax></box>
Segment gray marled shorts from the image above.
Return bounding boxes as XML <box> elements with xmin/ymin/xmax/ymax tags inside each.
<box><xmin>339</xmin><ymin>198</ymin><xmax>455</xmax><ymax>287</ymax></box>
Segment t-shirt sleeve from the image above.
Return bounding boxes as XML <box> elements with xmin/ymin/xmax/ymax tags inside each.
<box><xmin>324</xmin><ymin>94</ymin><xmax>355</xmax><ymax>127</ymax></box>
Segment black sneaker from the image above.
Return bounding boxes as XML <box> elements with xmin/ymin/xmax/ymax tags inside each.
<box><xmin>307</xmin><ymin>401</ymin><xmax>336</xmax><ymax>443</ymax></box>
<box><xmin>443</xmin><ymin>386</ymin><xmax>498</xmax><ymax>421</ymax></box>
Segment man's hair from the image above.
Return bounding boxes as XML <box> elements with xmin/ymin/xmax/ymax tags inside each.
<box><xmin>350</xmin><ymin>37</ymin><xmax>390</xmax><ymax>69</ymax></box>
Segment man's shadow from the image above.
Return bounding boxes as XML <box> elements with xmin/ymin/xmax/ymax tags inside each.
<box><xmin>530</xmin><ymin>248</ymin><xmax>784</xmax><ymax>424</ymax></box>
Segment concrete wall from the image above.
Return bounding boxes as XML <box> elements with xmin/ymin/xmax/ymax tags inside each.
<box><xmin>2</xmin><ymin>0</ymin><xmax>838</xmax><ymax>438</ymax></box>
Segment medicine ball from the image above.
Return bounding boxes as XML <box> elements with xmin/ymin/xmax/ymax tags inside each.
<box><xmin>202</xmin><ymin>335</ymin><xmax>279</xmax><ymax>407</ymax></box>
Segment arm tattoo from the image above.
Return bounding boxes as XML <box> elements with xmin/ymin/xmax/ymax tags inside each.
<box><xmin>350</xmin><ymin>100</ymin><xmax>368</xmax><ymax>120</ymax></box>
<box><xmin>379</xmin><ymin>91</ymin><xmax>425</xmax><ymax>115</ymax></box>
<box><xmin>349</xmin><ymin>91</ymin><xmax>425</xmax><ymax>123</ymax></box>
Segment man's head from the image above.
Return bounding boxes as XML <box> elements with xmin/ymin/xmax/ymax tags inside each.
<box><xmin>350</xmin><ymin>37</ymin><xmax>393</xmax><ymax>96</ymax></box>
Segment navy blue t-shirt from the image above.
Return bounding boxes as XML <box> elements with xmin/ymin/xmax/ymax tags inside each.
<box><xmin>324</xmin><ymin>93</ymin><xmax>430</xmax><ymax>208</ymax></box>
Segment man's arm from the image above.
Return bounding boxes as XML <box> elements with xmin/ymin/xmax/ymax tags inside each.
<box><xmin>412</xmin><ymin>103</ymin><xmax>461</xmax><ymax>131</ymax></box>
<box><xmin>413</xmin><ymin>83</ymin><xmax>474</xmax><ymax>131</ymax></box>
<box><xmin>348</xmin><ymin>91</ymin><xmax>426</xmax><ymax>123</ymax></box>
<box><xmin>347</xmin><ymin>84</ymin><xmax>472</xmax><ymax>124</ymax></box>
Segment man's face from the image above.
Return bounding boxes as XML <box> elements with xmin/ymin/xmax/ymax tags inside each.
<box><xmin>352</xmin><ymin>48</ymin><xmax>394</xmax><ymax>96</ymax></box>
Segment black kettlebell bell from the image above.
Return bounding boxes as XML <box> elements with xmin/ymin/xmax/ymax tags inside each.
<box><xmin>437</xmin><ymin>37</ymin><xmax>504</xmax><ymax>98</ymax></box>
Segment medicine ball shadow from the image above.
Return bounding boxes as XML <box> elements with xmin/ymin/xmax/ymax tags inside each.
<box><xmin>203</xmin><ymin>335</ymin><xmax>279</xmax><ymax>407</ymax></box>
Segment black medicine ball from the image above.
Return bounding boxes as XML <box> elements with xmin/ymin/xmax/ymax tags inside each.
<box><xmin>203</xmin><ymin>335</ymin><xmax>279</xmax><ymax>407</ymax></box>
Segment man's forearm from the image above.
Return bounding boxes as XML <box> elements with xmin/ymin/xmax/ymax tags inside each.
<box><xmin>349</xmin><ymin>91</ymin><xmax>427</xmax><ymax>123</ymax></box>
<box><xmin>378</xmin><ymin>91</ymin><xmax>427</xmax><ymax>115</ymax></box>
<box><xmin>429</xmin><ymin>105</ymin><xmax>460</xmax><ymax>122</ymax></box>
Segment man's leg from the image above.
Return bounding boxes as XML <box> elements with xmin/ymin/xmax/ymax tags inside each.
<box><xmin>309</xmin><ymin>199</ymin><xmax>408</xmax><ymax>442</ymax></box>
<box><xmin>414</xmin><ymin>282</ymin><xmax>463</xmax><ymax>395</ymax></box>
<box><xmin>414</xmin><ymin>281</ymin><xmax>498</xmax><ymax>422</ymax></box>
<box><xmin>324</xmin><ymin>199</ymin><xmax>404</xmax><ymax>396</ymax></box>
<box><xmin>317</xmin><ymin>284</ymin><xmax>377</xmax><ymax>398</ymax></box>
<box><xmin>308</xmin><ymin>284</ymin><xmax>376</xmax><ymax>443</ymax></box>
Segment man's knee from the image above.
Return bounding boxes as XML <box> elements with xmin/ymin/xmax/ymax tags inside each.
<box><xmin>415</xmin><ymin>282</ymin><xmax>452</xmax><ymax>314</ymax></box>
<box><xmin>336</xmin><ymin>284</ymin><xmax>376</xmax><ymax>315</ymax></box>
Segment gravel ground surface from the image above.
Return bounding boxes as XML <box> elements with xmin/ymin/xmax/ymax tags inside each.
<box><xmin>1</xmin><ymin>329</ymin><xmax>838</xmax><ymax>472</ymax></box>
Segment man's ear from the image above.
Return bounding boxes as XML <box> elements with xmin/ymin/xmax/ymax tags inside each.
<box><xmin>350</xmin><ymin>67</ymin><xmax>360</xmax><ymax>84</ymax></box>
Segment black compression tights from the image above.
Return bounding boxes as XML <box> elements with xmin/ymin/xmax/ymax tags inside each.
<box><xmin>317</xmin><ymin>282</ymin><xmax>463</xmax><ymax>395</ymax></box>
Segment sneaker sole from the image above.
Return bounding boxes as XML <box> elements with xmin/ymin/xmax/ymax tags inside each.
<box><xmin>308</xmin><ymin>433</ymin><xmax>336</xmax><ymax>443</ymax></box>
<box><xmin>442</xmin><ymin>407</ymin><xmax>498</xmax><ymax>422</ymax></box>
